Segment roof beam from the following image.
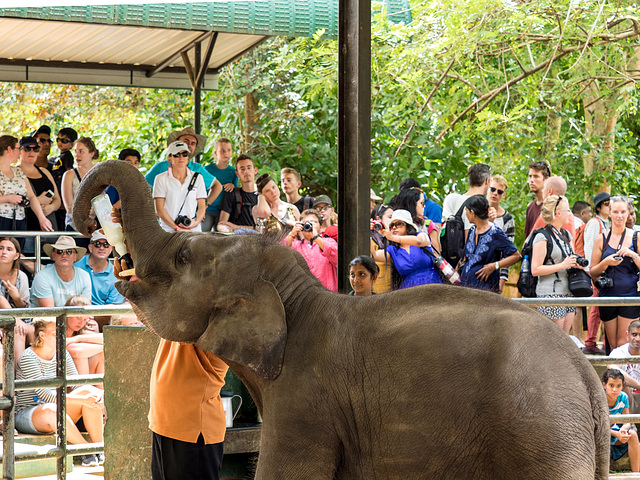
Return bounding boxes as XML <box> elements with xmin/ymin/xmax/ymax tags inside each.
<box><xmin>196</xmin><ymin>31</ymin><xmax>218</xmax><ymax>89</ymax></box>
<box><xmin>145</xmin><ymin>30</ymin><xmax>213</xmax><ymax>78</ymax></box>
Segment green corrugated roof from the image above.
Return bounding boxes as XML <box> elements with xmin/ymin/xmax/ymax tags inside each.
<box><xmin>0</xmin><ymin>1</ymin><xmax>411</xmax><ymax>40</ymax></box>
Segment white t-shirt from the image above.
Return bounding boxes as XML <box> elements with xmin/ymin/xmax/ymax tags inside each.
<box><xmin>442</xmin><ymin>193</ymin><xmax>471</xmax><ymax>229</ymax></box>
<box><xmin>153</xmin><ymin>168</ymin><xmax>207</xmax><ymax>232</ymax></box>
<box><xmin>610</xmin><ymin>344</ymin><xmax>640</xmax><ymax>387</ymax></box>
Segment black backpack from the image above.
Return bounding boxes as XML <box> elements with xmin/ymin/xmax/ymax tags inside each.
<box><xmin>440</xmin><ymin>200</ymin><xmax>468</xmax><ymax>268</ymax></box>
<box><xmin>516</xmin><ymin>225</ymin><xmax>565</xmax><ymax>297</ymax></box>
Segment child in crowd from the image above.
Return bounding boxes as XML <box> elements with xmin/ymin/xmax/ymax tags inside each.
<box><xmin>203</xmin><ymin>138</ymin><xmax>238</xmax><ymax>232</ymax></box>
<box><xmin>603</xmin><ymin>368</ymin><xmax>640</xmax><ymax>471</ymax></box>
<box><xmin>281</xmin><ymin>167</ymin><xmax>314</xmax><ymax>214</ymax></box>
<box><xmin>348</xmin><ymin>256</ymin><xmax>379</xmax><ymax>296</ymax></box>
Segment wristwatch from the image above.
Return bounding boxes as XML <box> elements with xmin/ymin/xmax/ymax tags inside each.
<box><xmin>494</xmin><ymin>261</ymin><xmax>500</xmax><ymax>270</ymax></box>
<box><xmin>311</xmin><ymin>235</ymin><xmax>320</xmax><ymax>242</ymax></box>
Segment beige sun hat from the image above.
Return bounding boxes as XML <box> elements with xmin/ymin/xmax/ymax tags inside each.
<box><xmin>166</xmin><ymin>127</ymin><xmax>207</xmax><ymax>157</ymax></box>
<box><xmin>389</xmin><ymin>209</ymin><xmax>418</xmax><ymax>231</ymax></box>
<box><xmin>43</xmin><ymin>235</ymin><xmax>87</xmax><ymax>258</ymax></box>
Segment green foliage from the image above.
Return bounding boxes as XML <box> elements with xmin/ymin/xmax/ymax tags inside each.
<box><xmin>0</xmin><ymin>0</ymin><xmax>639</xmax><ymax>249</ymax></box>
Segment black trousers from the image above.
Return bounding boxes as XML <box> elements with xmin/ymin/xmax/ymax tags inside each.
<box><xmin>151</xmin><ymin>432</ymin><xmax>223</xmax><ymax>480</ymax></box>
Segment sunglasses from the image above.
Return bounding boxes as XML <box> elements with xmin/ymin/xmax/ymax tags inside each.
<box><xmin>56</xmin><ymin>137</ymin><xmax>72</xmax><ymax>144</ymax></box>
<box><xmin>37</xmin><ymin>138</ymin><xmax>52</xmax><ymax>145</ymax></box>
<box><xmin>489</xmin><ymin>186</ymin><xmax>504</xmax><ymax>195</ymax></box>
<box><xmin>389</xmin><ymin>222</ymin><xmax>406</xmax><ymax>229</ymax></box>
<box><xmin>170</xmin><ymin>151</ymin><xmax>189</xmax><ymax>158</ymax></box>
<box><xmin>532</xmin><ymin>161</ymin><xmax>551</xmax><ymax>177</ymax></box>
<box><xmin>21</xmin><ymin>146</ymin><xmax>41</xmax><ymax>152</ymax></box>
<box><xmin>602</xmin><ymin>200</ymin><xmax>610</xmax><ymax>207</ymax></box>
<box><xmin>91</xmin><ymin>241</ymin><xmax>110</xmax><ymax>248</ymax></box>
<box><xmin>54</xmin><ymin>249</ymin><xmax>75</xmax><ymax>256</ymax></box>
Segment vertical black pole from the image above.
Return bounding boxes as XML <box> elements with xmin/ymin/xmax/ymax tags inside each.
<box><xmin>194</xmin><ymin>42</ymin><xmax>202</xmax><ymax>163</ymax></box>
<box><xmin>337</xmin><ymin>0</ymin><xmax>371</xmax><ymax>292</ymax></box>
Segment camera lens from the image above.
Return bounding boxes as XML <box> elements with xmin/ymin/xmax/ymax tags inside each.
<box><xmin>303</xmin><ymin>222</ymin><xmax>313</xmax><ymax>232</ymax></box>
<box><xmin>373</xmin><ymin>222</ymin><xmax>383</xmax><ymax>231</ymax></box>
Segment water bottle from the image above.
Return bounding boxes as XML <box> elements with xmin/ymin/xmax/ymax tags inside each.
<box><xmin>433</xmin><ymin>255</ymin><xmax>461</xmax><ymax>285</ymax></box>
<box><xmin>521</xmin><ymin>255</ymin><xmax>531</xmax><ymax>274</ymax></box>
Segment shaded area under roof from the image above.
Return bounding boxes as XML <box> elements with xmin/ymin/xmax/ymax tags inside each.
<box><xmin>0</xmin><ymin>0</ymin><xmax>410</xmax><ymax>90</ymax></box>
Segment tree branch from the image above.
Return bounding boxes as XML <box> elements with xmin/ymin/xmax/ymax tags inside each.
<box><xmin>394</xmin><ymin>58</ymin><xmax>455</xmax><ymax>158</ymax></box>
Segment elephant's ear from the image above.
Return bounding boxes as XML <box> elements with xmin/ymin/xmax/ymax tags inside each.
<box><xmin>197</xmin><ymin>278</ymin><xmax>287</xmax><ymax>380</ymax></box>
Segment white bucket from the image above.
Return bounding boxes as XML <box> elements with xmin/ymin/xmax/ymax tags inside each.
<box><xmin>221</xmin><ymin>393</ymin><xmax>242</xmax><ymax>428</ymax></box>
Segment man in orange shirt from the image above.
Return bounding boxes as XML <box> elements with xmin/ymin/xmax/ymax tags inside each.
<box><xmin>148</xmin><ymin>340</ymin><xmax>229</xmax><ymax>480</ymax></box>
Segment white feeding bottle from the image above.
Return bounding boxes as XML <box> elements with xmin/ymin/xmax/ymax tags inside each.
<box><xmin>91</xmin><ymin>193</ymin><xmax>133</xmax><ymax>269</ymax></box>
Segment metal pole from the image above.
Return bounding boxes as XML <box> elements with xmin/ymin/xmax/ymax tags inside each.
<box><xmin>56</xmin><ymin>314</ymin><xmax>67</xmax><ymax>480</ymax></box>
<box><xmin>194</xmin><ymin>42</ymin><xmax>202</xmax><ymax>163</ymax></box>
<box><xmin>2</xmin><ymin>317</ymin><xmax>15</xmax><ymax>480</ymax></box>
<box><xmin>337</xmin><ymin>0</ymin><xmax>371</xmax><ymax>292</ymax></box>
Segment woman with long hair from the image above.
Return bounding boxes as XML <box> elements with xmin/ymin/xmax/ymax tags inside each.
<box><xmin>392</xmin><ymin>188</ymin><xmax>440</xmax><ymax>251</ymax></box>
<box><xmin>0</xmin><ymin>237</ymin><xmax>32</xmax><ymax>363</ymax></box>
<box><xmin>18</xmin><ymin>137</ymin><xmax>60</xmax><ymax>232</ymax></box>
<box><xmin>590</xmin><ymin>196</ymin><xmax>640</xmax><ymax>349</ymax></box>
<box><xmin>62</xmin><ymin>136</ymin><xmax>98</xmax><ymax>231</ymax></box>
<box><xmin>370</xmin><ymin>204</ymin><xmax>394</xmax><ymax>294</ymax></box>
<box><xmin>16</xmin><ymin>317</ymin><xmax>105</xmax><ymax>466</ymax></box>
<box><xmin>371</xmin><ymin>209</ymin><xmax>442</xmax><ymax>289</ymax></box>
<box><xmin>253</xmin><ymin>173</ymin><xmax>300</xmax><ymax>231</ymax></box>
<box><xmin>0</xmin><ymin>136</ymin><xmax>53</xmax><ymax>250</ymax></box>
<box><xmin>460</xmin><ymin>195</ymin><xmax>521</xmax><ymax>292</ymax></box>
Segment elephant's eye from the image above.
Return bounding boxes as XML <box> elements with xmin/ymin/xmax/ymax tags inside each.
<box><xmin>177</xmin><ymin>247</ymin><xmax>192</xmax><ymax>266</ymax></box>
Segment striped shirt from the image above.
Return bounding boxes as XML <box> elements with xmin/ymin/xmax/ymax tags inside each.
<box><xmin>16</xmin><ymin>348</ymin><xmax>78</xmax><ymax>412</ymax></box>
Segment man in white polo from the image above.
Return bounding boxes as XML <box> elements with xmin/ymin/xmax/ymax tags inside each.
<box><xmin>31</xmin><ymin>235</ymin><xmax>92</xmax><ymax>307</ymax></box>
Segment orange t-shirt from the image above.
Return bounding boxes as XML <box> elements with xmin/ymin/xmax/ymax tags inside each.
<box><xmin>531</xmin><ymin>214</ymin><xmax>576</xmax><ymax>245</ymax></box>
<box><xmin>148</xmin><ymin>339</ymin><xmax>229</xmax><ymax>444</ymax></box>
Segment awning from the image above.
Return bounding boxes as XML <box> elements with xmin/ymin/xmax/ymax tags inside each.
<box><xmin>0</xmin><ymin>1</ymin><xmax>410</xmax><ymax>90</ymax></box>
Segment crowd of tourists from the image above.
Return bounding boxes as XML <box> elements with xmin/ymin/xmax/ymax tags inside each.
<box><xmin>3</xmin><ymin>123</ymin><xmax>640</xmax><ymax>472</ymax></box>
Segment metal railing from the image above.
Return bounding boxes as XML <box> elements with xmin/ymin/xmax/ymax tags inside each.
<box><xmin>0</xmin><ymin>304</ymin><xmax>133</xmax><ymax>480</ymax></box>
<box><xmin>6</xmin><ymin>230</ymin><xmax>85</xmax><ymax>275</ymax></box>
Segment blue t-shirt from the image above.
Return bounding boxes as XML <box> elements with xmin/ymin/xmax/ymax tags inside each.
<box><xmin>75</xmin><ymin>255</ymin><xmax>125</xmax><ymax>305</ymax></box>
<box><xmin>423</xmin><ymin>197</ymin><xmax>443</xmax><ymax>225</ymax></box>
<box><xmin>145</xmin><ymin>160</ymin><xmax>216</xmax><ymax>189</ymax></box>
<box><xmin>204</xmin><ymin>164</ymin><xmax>238</xmax><ymax>213</ymax></box>
<box><xmin>460</xmin><ymin>224</ymin><xmax>518</xmax><ymax>292</ymax></box>
<box><xmin>609</xmin><ymin>391</ymin><xmax>629</xmax><ymax>444</ymax></box>
<box><xmin>30</xmin><ymin>265</ymin><xmax>92</xmax><ymax>307</ymax></box>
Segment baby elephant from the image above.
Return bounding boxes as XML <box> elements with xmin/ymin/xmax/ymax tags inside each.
<box><xmin>74</xmin><ymin>160</ymin><xmax>610</xmax><ymax>480</ymax></box>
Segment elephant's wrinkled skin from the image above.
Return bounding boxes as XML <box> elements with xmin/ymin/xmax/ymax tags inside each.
<box><xmin>74</xmin><ymin>161</ymin><xmax>609</xmax><ymax>480</ymax></box>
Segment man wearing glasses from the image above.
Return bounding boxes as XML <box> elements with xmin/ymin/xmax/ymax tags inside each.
<box><xmin>31</xmin><ymin>235</ymin><xmax>92</xmax><ymax>307</ymax></box>
<box><xmin>75</xmin><ymin>230</ymin><xmax>124</xmax><ymax>306</ymax></box>
<box><xmin>29</xmin><ymin>125</ymin><xmax>52</xmax><ymax>169</ymax></box>
<box><xmin>524</xmin><ymin>160</ymin><xmax>551</xmax><ymax>237</ymax></box>
<box><xmin>312</xmin><ymin>195</ymin><xmax>338</xmax><ymax>241</ymax></box>
<box><xmin>487</xmin><ymin>175</ymin><xmax>515</xmax><ymax>293</ymax></box>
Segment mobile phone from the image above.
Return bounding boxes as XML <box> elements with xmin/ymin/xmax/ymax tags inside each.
<box><xmin>614</xmin><ymin>255</ymin><xmax>623</xmax><ymax>260</ymax></box>
<box><xmin>44</xmin><ymin>190</ymin><xmax>54</xmax><ymax>198</ymax></box>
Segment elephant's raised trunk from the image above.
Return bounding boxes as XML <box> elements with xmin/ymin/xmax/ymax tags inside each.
<box><xmin>72</xmin><ymin>160</ymin><xmax>171</xmax><ymax>262</ymax></box>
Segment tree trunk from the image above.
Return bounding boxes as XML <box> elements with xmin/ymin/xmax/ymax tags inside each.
<box><xmin>244</xmin><ymin>91</ymin><xmax>259</xmax><ymax>152</ymax></box>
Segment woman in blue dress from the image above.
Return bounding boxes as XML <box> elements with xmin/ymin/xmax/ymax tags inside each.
<box><xmin>460</xmin><ymin>195</ymin><xmax>521</xmax><ymax>292</ymax></box>
<box><xmin>370</xmin><ymin>209</ymin><xmax>441</xmax><ymax>289</ymax></box>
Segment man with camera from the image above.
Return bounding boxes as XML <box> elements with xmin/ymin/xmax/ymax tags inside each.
<box><xmin>153</xmin><ymin>141</ymin><xmax>208</xmax><ymax>233</ymax></box>
<box><xmin>285</xmin><ymin>208</ymin><xmax>338</xmax><ymax>291</ymax></box>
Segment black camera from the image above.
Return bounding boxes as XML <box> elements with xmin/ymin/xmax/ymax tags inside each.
<box><xmin>574</xmin><ymin>254</ymin><xmax>589</xmax><ymax>268</ymax></box>
<box><xmin>302</xmin><ymin>222</ymin><xmax>314</xmax><ymax>232</ymax></box>
<box><xmin>18</xmin><ymin>195</ymin><xmax>30</xmax><ymax>208</ymax></box>
<box><xmin>174</xmin><ymin>215</ymin><xmax>191</xmax><ymax>227</ymax></box>
<box><xmin>595</xmin><ymin>272</ymin><xmax>614</xmax><ymax>290</ymax></box>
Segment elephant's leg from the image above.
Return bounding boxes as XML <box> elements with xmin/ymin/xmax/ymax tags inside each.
<box><xmin>254</xmin><ymin>425</ymin><xmax>342</xmax><ymax>480</ymax></box>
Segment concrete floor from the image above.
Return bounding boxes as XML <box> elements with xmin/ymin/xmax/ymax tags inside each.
<box><xmin>24</xmin><ymin>466</ymin><xmax>103</xmax><ymax>479</ymax></box>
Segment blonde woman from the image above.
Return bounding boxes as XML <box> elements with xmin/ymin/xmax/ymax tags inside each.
<box><xmin>16</xmin><ymin>317</ymin><xmax>105</xmax><ymax>466</ymax></box>
<box><xmin>530</xmin><ymin>195</ymin><xmax>583</xmax><ymax>333</ymax></box>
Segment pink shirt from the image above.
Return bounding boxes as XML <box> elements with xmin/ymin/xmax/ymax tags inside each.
<box><xmin>290</xmin><ymin>237</ymin><xmax>338</xmax><ymax>291</ymax></box>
